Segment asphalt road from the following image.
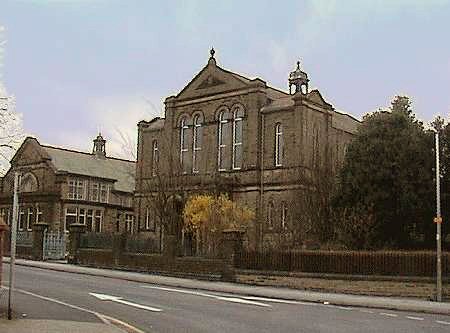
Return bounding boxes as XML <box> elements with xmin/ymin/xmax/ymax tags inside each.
<box><xmin>2</xmin><ymin>264</ymin><xmax>450</xmax><ymax>332</ymax></box>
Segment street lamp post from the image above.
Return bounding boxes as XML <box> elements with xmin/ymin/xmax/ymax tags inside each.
<box><xmin>434</xmin><ymin>130</ymin><xmax>442</xmax><ymax>302</ymax></box>
<box><xmin>8</xmin><ymin>171</ymin><xmax>20</xmax><ymax>319</ymax></box>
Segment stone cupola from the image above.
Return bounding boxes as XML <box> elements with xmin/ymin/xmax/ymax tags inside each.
<box><xmin>92</xmin><ymin>133</ymin><xmax>106</xmax><ymax>158</ymax></box>
<box><xmin>289</xmin><ymin>61</ymin><xmax>309</xmax><ymax>95</ymax></box>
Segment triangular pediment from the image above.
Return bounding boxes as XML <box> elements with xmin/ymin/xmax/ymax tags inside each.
<box><xmin>196</xmin><ymin>75</ymin><xmax>226</xmax><ymax>90</ymax></box>
<box><xmin>177</xmin><ymin>60</ymin><xmax>251</xmax><ymax>100</ymax></box>
<box><xmin>10</xmin><ymin>137</ymin><xmax>52</xmax><ymax>167</ymax></box>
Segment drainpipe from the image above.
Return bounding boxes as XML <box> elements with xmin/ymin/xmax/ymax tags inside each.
<box><xmin>259</xmin><ymin>112</ymin><xmax>265</xmax><ymax>251</ymax></box>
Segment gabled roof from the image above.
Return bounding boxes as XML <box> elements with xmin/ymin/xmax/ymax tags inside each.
<box><xmin>42</xmin><ymin>145</ymin><xmax>135</xmax><ymax>193</ymax></box>
<box><xmin>12</xmin><ymin>137</ymin><xmax>135</xmax><ymax>193</ymax></box>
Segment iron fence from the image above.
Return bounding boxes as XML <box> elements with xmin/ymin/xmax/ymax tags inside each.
<box><xmin>80</xmin><ymin>232</ymin><xmax>113</xmax><ymax>249</ymax></box>
<box><xmin>125</xmin><ymin>234</ymin><xmax>160</xmax><ymax>254</ymax></box>
<box><xmin>16</xmin><ymin>231</ymin><xmax>32</xmax><ymax>247</ymax></box>
<box><xmin>234</xmin><ymin>250</ymin><xmax>450</xmax><ymax>277</ymax></box>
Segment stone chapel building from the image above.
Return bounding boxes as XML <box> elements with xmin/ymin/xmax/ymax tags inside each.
<box><xmin>0</xmin><ymin>135</ymin><xmax>135</xmax><ymax>235</ymax></box>
<box><xmin>135</xmin><ymin>50</ymin><xmax>359</xmax><ymax>250</ymax></box>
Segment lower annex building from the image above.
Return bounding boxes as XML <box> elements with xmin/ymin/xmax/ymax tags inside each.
<box><xmin>0</xmin><ymin>134</ymin><xmax>136</xmax><ymax>235</ymax></box>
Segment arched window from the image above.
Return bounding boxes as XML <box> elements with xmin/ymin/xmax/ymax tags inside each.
<box><xmin>267</xmin><ymin>201</ymin><xmax>274</xmax><ymax>229</ymax></box>
<box><xmin>281</xmin><ymin>201</ymin><xmax>288</xmax><ymax>230</ymax></box>
<box><xmin>232</xmin><ymin>106</ymin><xmax>244</xmax><ymax>169</ymax></box>
<box><xmin>180</xmin><ymin>116</ymin><xmax>190</xmax><ymax>173</ymax></box>
<box><xmin>275</xmin><ymin>123</ymin><xmax>283</xmax><ymax>167</ymax></box>
<box><xmin>218</xmin><ymin>109</ymin><xmax>232</xmax><ymax>171</ymax></box>
<box><xmin>152</xmin><ymin>140</ymin><xmax>159</xmax><ymax>176</ymax></box>
<box><xmin>192</xmin><ymin>114</ymin><xmax>203</xmax><ymax>173</ymax></box>
<box><xmin>20</xmin><ymin>172</ymin><xmax>38</xmax><ymax>192</ymax></box>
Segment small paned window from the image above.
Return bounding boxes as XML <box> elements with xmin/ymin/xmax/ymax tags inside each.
<box><xmin>91</xmin><ymin>183</ymin><xmax>99</xmax><ymax>202</ymax></box>
<box><xmin>78</xmin><ymin>208</ymin><xmax>86</xmax><ymax>225</ymax></box>
<box><xmin>27</xmin><ymin>207</ymin><xmax>33</xmax><ymax>231</ymax></box>
<box><xmin>36</xmin><ymin>205</ymin><xmax>43</xmax><ymax>223</ymax></box>
<box><xmin>125</xmin><ymin>214</ymin><xmax>134</xmax><ymax>233</ymax></box>
<box><xmin>94</xmin><ymin>210</ymin><xmax>102</xmax><ymax>233</ymax></box>
<box><xmin>86</xmin><ymin>209</ymin><xmax>94</xmax><ymax>232</ymax></box>
<box><xmin>18</xmin><ymin>208</ymin><xmax>25</xmax><ymax>231</ymax></box>
<box><xmin>68</xmin><ymin>179</ymin><xmax>84</xmax><ymax>200</ymax></box>
<box><xmin>65</xmin><ymin>207</ymin><xmax>77</xmax><ymax>232</ymax></box>
<box><xmin>100</xmin><ymin>184</ymin><xmax>108</xmax><ymax>203</ymax></box>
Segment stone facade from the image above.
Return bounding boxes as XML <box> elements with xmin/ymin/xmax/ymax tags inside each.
<box><xmin>0</xmin><ymin>135</ymin><xmax>136</xmax><ymax>237</ymax></box>
<box><xmin>135</xmin><ymin>51</ymin><xmax>359</xmax><ymax>250</ymax></box>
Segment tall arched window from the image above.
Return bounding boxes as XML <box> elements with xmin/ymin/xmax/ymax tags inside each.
<box><xmin>232</xmin><ymin>106</ymin><xmax>244</xmax><ymax>169</ymax></box>
<box><xmin>180</xmin><ymin>116</ymin><xmax>190</xmax><ymax>173</ymax></box>
<box><xmin>281</xmin><ymin>201</ymin><xmax>288</xmax><ymax>230</ymax></box>
<box><xmin>267</xmin><ymin>201</ymin><xmax>274</xmax><ymax>229</ymax></box>
<box><xmin>152</xmin><ymin>140</ymin><xmax>158</xmax><ymax>176</ymax></box>
<box><xmin>192</xmin><ymin>114</ymin><xmax>203</xmax><ymax>173</ymax></box>
<box><xmin>275</xmin><ymin>123</ymin><xmax>283</xmax><ymax>167</ymax></box>
<box><xmin>218</xmin><ymin>109</ymin><xmax>232</xmax><ymax>171</ymax></box>
<box><xmin>20</xmin><ymin>172</ymin><xmax>38</xmax><ymax>192</ymax></box>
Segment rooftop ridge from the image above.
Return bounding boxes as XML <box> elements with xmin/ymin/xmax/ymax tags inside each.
<box><xmin>41</xmin><ymin>143</ymin><xmax>136</xmax><ymax>163</ymax></box>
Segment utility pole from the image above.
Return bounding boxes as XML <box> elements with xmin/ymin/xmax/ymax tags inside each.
<box><xmin>8</xmin><ymin>172</ymin><xmax>20</xmax><ymax>320</ymax></box>
<box><xmin>435</xmin><ymin>130</ymin><xmax>442</xmax><ymax>302</ymax></box>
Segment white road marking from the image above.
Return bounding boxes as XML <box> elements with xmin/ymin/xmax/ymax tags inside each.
<box><xmin>215</xmin><ymin>296</ymin><xmax>271</xmax><ymax>307</ymax></box>
<box><xmin>1</xmin><ymin>286</ymin><xmax>145</xmax><ymax>333</ymax></box>
<box><xmin>436</xmin><ymin>320</ymin><xmax>450</xmax><ymax>325</ymax></box>
<box><xmin>241</xmin><ymin>296</ymin><xmax>318</xmax><ymax>306</ymax></box>
<box><xmin>142</xmin><ymin>285</ymin><xmax>271</xmax><ymax>308</ymax></box>
<box><xmin>335</xmin><ymin>306</ymin><xmax>353</xmax><ymax>311</ymax></box>
<box><xmin>406</xmin><ymin>316</ymin><xmax>424</xmax><ymax>321</ymax></box>
<box><xmin>90</xmin><ymin>292</ymin><xmax>162</xmax><ymax>312</ymax></box>
<box><xmin>379</xmin><ymin>312</ymin><xmax>398</xmax><ymax>317</ymax></box>
<box><xmin>359</xmin><ymin>309</ymin><xmax>374</xmax><ymax>314</ymax></box>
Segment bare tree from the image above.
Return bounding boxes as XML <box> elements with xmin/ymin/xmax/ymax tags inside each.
<box><xmin>0</xmin><ymin>93</ymin><xmax>25</xmax><ymax>175</ymax></box>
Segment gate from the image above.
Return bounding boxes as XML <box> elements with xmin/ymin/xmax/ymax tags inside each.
<box><xmin>43</xmin><ymin>231</ymin><xmax>66</xmax><ymax>260</ymax></box>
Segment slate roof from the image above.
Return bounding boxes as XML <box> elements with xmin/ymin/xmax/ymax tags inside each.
<box><xmin>42</xmin><ymin>145</ymin><xmax>135</xmax><ymax>193</ymax></box>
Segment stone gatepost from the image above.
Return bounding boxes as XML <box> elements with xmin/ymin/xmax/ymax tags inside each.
<box><xmin>68</xmin><ymin>223</ymin><xmax>86</xmax><ymax>264</ymax></box>
<box><xmin>32</xmin><ymin>222</ymin><xmax>48</xmax><ymax>261</ymax></box>
<box><xmin>221</xmin><ymin>229</ymin><xmax>244</xmax><ymax>282</ymax></box>
<box><xmin>112</xmin><ymin>232</ymin><xmax>127</xmax><ymax>266</ymax></box>
<box><xmin>0</xmin><ymin>217</ymin><xmax>8</xmax><ymax>286</ymax></box>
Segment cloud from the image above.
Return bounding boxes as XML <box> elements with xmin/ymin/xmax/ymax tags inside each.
<box><xmin>84</xmin><ymin>93</ymin><xmax>164</xmax><ymax>160</ymax></box>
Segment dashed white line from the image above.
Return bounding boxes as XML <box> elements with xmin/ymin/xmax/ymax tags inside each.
<box><xmin>436</xmin><ymin>320</ymin><xmax>450</xmax><ymax>325</ymax></box>
<box><xmin>406</xmin><ymin>316</ymin><xmax>424</xmax><ymax>321</ymax></box>
<box><xmin>241</xmin><ymin>296</ymin><xmax>318</xmax><ymax>306</ymax></box>
<box><xmin>359</xmin><ymin>309</ymin><xmax>374</xmax><ymax>314</ymax></box>
<box><xmin>379</xmin><ymin>312</ymin><xmax>398</xmax><ymax>317</ymax></box>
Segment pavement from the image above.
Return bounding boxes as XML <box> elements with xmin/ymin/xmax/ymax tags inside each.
<box><xmin>3</xmin><ymin>257</ymin><xmax>450</xmax><ymax>316</ymax></box>
<box><xmin>0</xmin><ymin>319</ymin><xmax>128</xmax><ymax>333</ymax></box>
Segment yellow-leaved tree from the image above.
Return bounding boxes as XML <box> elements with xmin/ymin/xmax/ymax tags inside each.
<box><xmin>183</xmin><ymin>194</ymin><xmax>255</xmax><ymax>256</ymax></box>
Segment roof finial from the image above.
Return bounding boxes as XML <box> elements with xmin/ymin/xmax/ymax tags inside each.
<box><xmin>296</xmin><ymin>60</ymin><xmax>301</xmax><ymax>70</ymax></box>
<box><xmin>210</xmin><ymin>47</ymin><xmax>215</xmax><ymax>59</ymax></box>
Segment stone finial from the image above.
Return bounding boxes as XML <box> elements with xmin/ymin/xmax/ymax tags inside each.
<box><xmin>208</xmin><ymin>47</ymin><xmax>216</xmax><ymax>66</ymax></box>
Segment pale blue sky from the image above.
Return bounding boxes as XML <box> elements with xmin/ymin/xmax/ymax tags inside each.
<box><xmin>1</xmin><ymin>0</ymin><xmax>450</xmax><ymax>158</ymax></box>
